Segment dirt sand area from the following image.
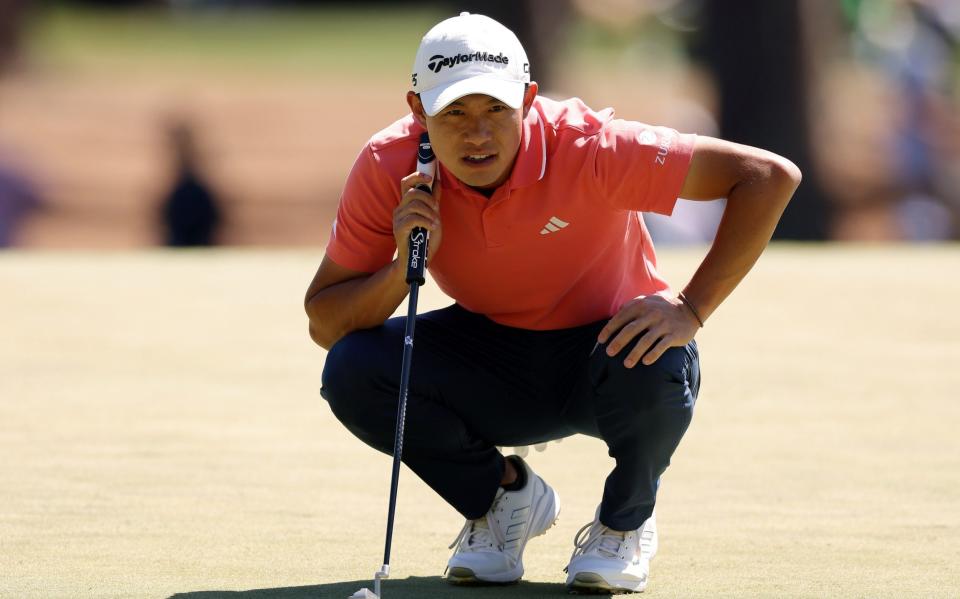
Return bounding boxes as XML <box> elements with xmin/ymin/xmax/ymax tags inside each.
<box><xmin>2</xmin><ymin>246</ymin><xmax>958</xmax><ymax>598</ymax></box>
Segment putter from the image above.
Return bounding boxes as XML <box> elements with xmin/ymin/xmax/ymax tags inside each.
<box><xmin>350</xmin><ymin>132</ymin><xmax>435</xmax><ymax>599</ymax></box>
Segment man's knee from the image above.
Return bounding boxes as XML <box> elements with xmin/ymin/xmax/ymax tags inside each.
<box><xmin>591</xmin><ymin>343</ymin><xmax>700</xmax><ymax>465</ymax></box>
<box><xmin>320</xmin><ymin>328</ymin><xmax>395</xmax><ymax>426</ymax></box>
<box><xmin>591</xmin><ymin>343</ymin><xmax>698</xmax><ymax>413</ymax></box>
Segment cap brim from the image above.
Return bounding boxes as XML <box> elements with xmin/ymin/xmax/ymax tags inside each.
<box><xmin>420</xmin><ymin>76</ymin><xmax>526</xmax><ymax>117</ymax></box>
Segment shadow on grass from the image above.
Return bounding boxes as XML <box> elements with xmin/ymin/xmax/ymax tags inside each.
<box><xmin>170</xmin><ymin>576</ymin><xmax>570</xmax><ymax>598</ymax></box>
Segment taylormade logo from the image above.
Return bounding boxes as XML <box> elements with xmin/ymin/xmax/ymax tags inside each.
<box><xmin>427</xmin><ymin>51</ymin><xmax>509</xmax><ymax>73</ymax></box>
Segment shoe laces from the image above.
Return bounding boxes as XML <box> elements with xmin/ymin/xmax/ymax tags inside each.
<box><xmin>564</xmin><ymin>520</ymin><xmax>627</xmax><ymax>572</ymax></box>
<box><xmin>447</xmin><ymin>491</ymin><xmax>508</xmax><ymax>554</ymax></box>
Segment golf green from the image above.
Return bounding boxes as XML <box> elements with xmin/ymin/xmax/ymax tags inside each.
<box><xmin>1</xmin><ymin>246</ymin><xmax>957</xmax><ymax>598</ymax></box>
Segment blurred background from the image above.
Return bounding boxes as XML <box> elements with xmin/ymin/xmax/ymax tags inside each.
<box><xmin>0</xmin><ymin>0</ymin><xmax>958</xmax><ymax>248</ymax></box>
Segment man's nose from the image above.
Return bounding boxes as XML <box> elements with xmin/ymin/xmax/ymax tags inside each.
<box><xmin>462</xmin><ymin>116</ymin><xmax>492</xmax><ymax>144</ymax></box>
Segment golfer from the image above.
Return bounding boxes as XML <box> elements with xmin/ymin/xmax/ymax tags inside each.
<box><xmin>306</xmin><ymin>12</ymin><xmax>800</xmax><ymax>594</ymax></box>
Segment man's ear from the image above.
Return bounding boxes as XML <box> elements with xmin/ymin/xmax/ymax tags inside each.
<box><xmin>521</xmin><ymin>82</ymin><xmax>539</xmax><ymax>119</ymax></box>
<box><xmin>407</xmin><ymin>91</ymin><xmax>428</xmax><ymax>128</ymax></box>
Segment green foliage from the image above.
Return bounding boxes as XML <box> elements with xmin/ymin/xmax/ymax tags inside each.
<box><xmin>25</xmin><ymin>5</ymin><xmax>446</xmax><ymax>75</ymax></box>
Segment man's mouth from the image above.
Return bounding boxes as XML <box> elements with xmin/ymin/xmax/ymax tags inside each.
<box><xmin>462</xmin><ymin>153</ymin><xmax>496</xmax><ymax>166</ymax></box>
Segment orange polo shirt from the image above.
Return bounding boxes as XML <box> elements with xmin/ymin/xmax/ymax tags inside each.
<box><xmin>326</xmin><ymin>96</ymin><xmax>696</xmax><ymax>330</ymax></box>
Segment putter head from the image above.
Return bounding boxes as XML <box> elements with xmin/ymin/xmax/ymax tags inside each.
<box><xmin>349</xmin><ymin>564</ymin><xmax>388</xmax><ymax>599</ymax></box>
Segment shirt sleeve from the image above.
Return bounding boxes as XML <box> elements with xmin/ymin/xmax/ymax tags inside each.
<box><xmin>591</xmin><ymin>120</ymin><xmax>696</xmax><ymax>215</ymax></box>
<box><xmin>324</xmin><ymin>144</ymin><xmax>400</xmax><ymax>273</ymax></box>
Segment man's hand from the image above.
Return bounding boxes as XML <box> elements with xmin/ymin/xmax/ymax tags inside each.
<box><xmin>394</xmin><ymin>171</ymin><xmax>442</xmax><ymax>274</ymax></box>
<box><xmin>598</xmin><ymin>294</ymin><xmax>700</xmax><ymax>368</ymax></box>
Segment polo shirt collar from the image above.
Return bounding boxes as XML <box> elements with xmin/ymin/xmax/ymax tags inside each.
<box><xmin>508</xmin><ymin>104</ymin><xmax>548</xmax><ymax>190</ymax></box>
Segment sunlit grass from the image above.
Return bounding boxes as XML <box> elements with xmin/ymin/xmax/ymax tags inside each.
<box><xmin>23</xmin><ymin>4</ymin><xmax>692</xmax><ymax>78</ymax></box>
<box><xmin>25</xmin><ymin>5</ymin><xmax>446</xmax><ymax>75</ymax></box>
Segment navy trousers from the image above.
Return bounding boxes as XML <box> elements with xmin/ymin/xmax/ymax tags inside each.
<box><xmin>320</xmin><ymin>303</ymin><xmax>700</xmax><ymax>531</ymax></box>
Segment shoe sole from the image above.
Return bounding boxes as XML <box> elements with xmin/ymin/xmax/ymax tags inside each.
<box><xmin>567</xmin><ymin>572</ymin><xmax>646</xmax><ymax>594</ymax></box>
<box><xmin>446</xmin><ymin>567</ymin><xmax>521</xmax><ymax>585</ymax></box>
<box><xmin>446</xmin><ymin>477</ymin><xmax>561</xmax><ymax>585</ymax></box>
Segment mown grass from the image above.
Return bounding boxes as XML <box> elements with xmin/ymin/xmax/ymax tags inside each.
<box><xmin>1</xmin><ymin>247</ymin><xmax>959</xmax><ymax>598</ymax></box>
<box><xmin>24</xmin><ymin>5</ymin><xmax>446</xmax><ymax>75</ymax></box>
<box><xmin>22</xmin><ymin>4</ymin><xmax>690</xmax><ymax>78</ymax></box>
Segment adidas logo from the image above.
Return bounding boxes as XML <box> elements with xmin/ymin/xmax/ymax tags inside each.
<box><xmin>540</xmin><ymin>216</ymin><xmax>569</xmax><ymax>235</ymax></box>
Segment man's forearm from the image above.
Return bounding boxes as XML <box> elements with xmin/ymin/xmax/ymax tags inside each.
<box><xmin>682</xmin><ymin>159</ymin><xmax>801</xmax><ymax>322</ymax></box>
<box><xmin>306</xmin><ymin>260</ymin><xmax>410</xmax><ymax>349</ymax></box>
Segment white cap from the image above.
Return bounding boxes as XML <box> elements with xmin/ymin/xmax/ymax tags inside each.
<box><xmin>412</xmin><ymin>12</ymin><xmax>530</xmax><ymax>117</ymax></box>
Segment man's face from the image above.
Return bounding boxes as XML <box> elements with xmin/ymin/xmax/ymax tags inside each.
<box><xmin>408</xmin><ymin>85</ymin><xmax>537</xmax><ymax>190</ymax></box>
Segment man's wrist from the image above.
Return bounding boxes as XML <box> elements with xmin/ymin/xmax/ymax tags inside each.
<box><xmin>388</xmin><ymin>258</ymin><xmax>407</xmax><ymax>285</ymax></box>
<box><xmin>677</xmin><ymin>292</ymin><xmax>705</xmax><ymax>328</ymax></box>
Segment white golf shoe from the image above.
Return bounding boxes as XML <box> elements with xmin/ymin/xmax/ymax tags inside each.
<box><xmin>445</xmin><ymin>456</ymin><xmax>560</xmax><ymax>584</ymax></box>
<box><xmin>564</xmin><ymin>507</ymin><xmax>658</xmax><ymax>594</ymax></box>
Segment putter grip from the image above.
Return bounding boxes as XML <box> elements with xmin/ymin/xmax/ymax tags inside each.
<box><xmin>406</xmin><ymin>133</ymin><xmax>435</xmax><ymax>285</ymax></box>
<box><xmin>405</xmin><ymin>222</ymin><xmax>429</xmax><ymax>285</ymax></box>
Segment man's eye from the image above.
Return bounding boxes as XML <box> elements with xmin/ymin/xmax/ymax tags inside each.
<box><xmin>445</xmin><ymin>109</ymin><xmax>463</xmax><ymax>116</ymax></box>
<box><xmin>490</xmin><ymin>105</ymin><xmax>506</xmax><ymax>112</ymax></box>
